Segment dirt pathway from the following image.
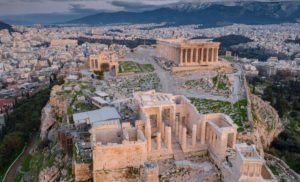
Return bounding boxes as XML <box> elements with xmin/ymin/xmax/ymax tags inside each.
<box><xmin>4</xmin><ymin>134</ymin><xmax>37</xmax><ymax>182</ymax></box>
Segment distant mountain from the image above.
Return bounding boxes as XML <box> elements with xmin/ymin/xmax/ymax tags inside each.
<box><xmin>67</xmin><ymin>1</ymin><xmax>300</xmax><ymax>26</ymax></box>
<box><xmin>2</xmin><ymin>13</ymin><xmax>88</xmax><ymax>26</ymax></box>
<box><xmin>0</xmin><ymin>20</ymin><xmax>13</xmax><ymax>32</ymax></box>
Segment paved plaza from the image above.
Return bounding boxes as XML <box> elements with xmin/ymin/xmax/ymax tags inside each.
<box><xmin>123</xmin><ymin>47</ymin><xmax>244</xmax><ymax>103</ymax></box>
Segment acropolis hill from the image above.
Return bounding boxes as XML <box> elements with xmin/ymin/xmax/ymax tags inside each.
<box><xmin>5</xmin><ymin>25</ymin><xmax>299</xmax><ymax>182</ymax></box>
<box><xmin>42</xmin><ymin>39</ymin><xmax>283</xmax><ymax>182</ymax></box>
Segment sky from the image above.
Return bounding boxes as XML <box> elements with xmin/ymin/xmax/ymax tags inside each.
<box><xmin>0</xmin><ymin>0</ymin><xmax>182</xmax><ymax>15</ymax></box>
<box><xmin>0</xmin><ymin>0</ymin><xmax>290</xmax><ymax>26</ymax></box>
<box><xmin>0</xmin><ymin>0</ymin><xmax>288</xmax><ymax>16</ymax></box>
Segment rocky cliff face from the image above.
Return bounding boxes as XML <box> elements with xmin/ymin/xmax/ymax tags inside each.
<box><xmin>251</xmin><ymin>94</ymin><xmax>283</xmax><ymax>149</ymax></box>
<box><xmin>40</xmin><ymin>104</ymin><xmax>56</xmax><ymax>141</ymax></box>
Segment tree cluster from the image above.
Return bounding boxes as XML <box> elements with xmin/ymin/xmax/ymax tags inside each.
<box><xmin>0</xmin><ymin>88</ymin><xmax>51</xmax><ymax>172</ymax></box>
<box><xmin>248</xmin><ymin>74</ymin><xmax>300</xmax><ymax>173</ymax></box>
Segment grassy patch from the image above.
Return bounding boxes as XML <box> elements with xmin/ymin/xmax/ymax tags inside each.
<box><xmin>29</xmin><ymin>152</ymin><xmax>44</xmax><ymax>182</ymax></box>
<box><xmin>119</xmin><ymin>61</ymin><xmax>154</xmax><ymax>73</ymax></box>
<box><xmin>221</xmin><ymin>56</ymin><xmax>235</xmax><ymax>62</ymax></box>
<box><xmin>139</xmin><ymin>64</ymin><xmax>154</xmax><ymax>72</ymax></box>
<box><xmin>190</xmin><ymin>98</ymin><xmax>248</xmax><ymax>131</ymax></box>
<box><xmin>268</xmin><ymin>164</ymin><xmax>279</xmax><ymax>175</ymax></box>
<box><xmin>21</xmin><ymin>154</ymin><xmax>32</xmax><ymax>172</ymax></box>
<box><xmin>13</xmin><ymin>171</ymin><xmax>23</xmax><ymax>182</ymax></box>
<box><xmin>47</xmin><ymin>154</ymin><xmax>56</xmax><ymax>167</ymax></box>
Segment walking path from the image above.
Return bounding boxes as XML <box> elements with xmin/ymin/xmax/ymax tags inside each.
<box><xmin>4</xmin><ymin>134</ymin><xmax>37</xmax><ymax>182</ymax></box>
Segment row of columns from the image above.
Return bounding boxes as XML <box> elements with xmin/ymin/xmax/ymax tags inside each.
<box><xmin>146</xmin><ymin>120</ymin><xmax>172</xmax><ymax>152</ymax></box>
<box><xmin>90</xmin><ymin>59</ymin><xmax>99</xmax><ymax>70</ymax></box>
<box><xmin>175</xmin><ymin>122</ymin><xmax>198</xmax><ymax>150</ymax></box>
<box><xmin>180</xmin><ymin>47</ymin><xmax>218</xmax><ymax>65</ymax></box>
<box><xmin>207</xmin><ymin>125</ymin><xmax>219</xmax><ymax>150</ymax></box>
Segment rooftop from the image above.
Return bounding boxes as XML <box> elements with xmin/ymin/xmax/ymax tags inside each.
<box><xmin>236</xmin><ymin>143</ymin><xmax>262</xmax><ymax>160</ymax></box>
<box><xmin>157</xmin><ymin>38</ymin><xmax>219</xmax><ymax>47</ymax></box>
<box><xmin>73</xmin><ymin>107</ymin><xmax>121</xmax><ymax>126</ymax></box>
<box><xmin>134</xmin><ymin>90</ymin><xmax>175</xmax><ymax>107</ymax></box>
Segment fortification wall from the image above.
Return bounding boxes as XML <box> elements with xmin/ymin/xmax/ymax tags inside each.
<box><xmin>73</xmin><ymin>162</ymin><xmax>92</xmax><ymax>182</ymax></box>
<box><xmin>93</xmin><ymin>141</ymin><xmax>147</xmax><ymax>171</ymax></box>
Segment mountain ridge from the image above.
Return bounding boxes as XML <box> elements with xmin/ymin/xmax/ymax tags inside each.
<box><xmin>0</xmin><ymin>20</ymin><xmax>13</xmax><ymax>32</ymax></box>
<box><xmin>67</xmin><ymin>1</ymin><xmax>300</xmax><ymax>26</ymax></box>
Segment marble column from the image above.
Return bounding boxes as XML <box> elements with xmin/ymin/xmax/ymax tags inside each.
<box><xmin>196</xmin><ymin>48</ymin><xmax>199</xmax><ymax>64</ymax></box>
<box><xmin>180</xmin><ymin>49</ymin><xmax>184</xmax><ymax>65</ymax></box>
<box><xmin>175</xmin><ymin>121</ymin><xmax>179</xmax><ymax>136</ymax></box>
<box><xmin>158</xmin><ymin>107</ymin><xmax>162</xmax><ymax>132</ymax></box>
<box><xmin>190</xmin><ymin>48</ymin><xmax>194</xmax><ymax>63</ymax></box>
<box><xmin>201</xmin><ymin>48</ymin><xmax>204</xmax><ymax>63</ymax></box>
<box><xmin>146</xmin><ymin>121</ymin><xmax>152</xmax><ymax>152</ymax></box>
<box><xmin>212</xmin><ymin>48</ymin><xmax>214</xmax><ymax>62</ymax></box>
<box><xmin>208</xmin><ymin>48</ymin><xmax>213</xmax><ymax>62</ymax></box>
<box><xmin>179</xmin><ymin>124</ymin><xmax>182</xmax><ymax>143</ymax></box>
<box><xmin>184</xmin><ymin>49</ymin><xmax>188</xmax><ymax>64</ymax></box>
<box><xmin>161</xmin><ymin>122</ymin><xmax>165</xmax><ymax>140</ymax></box>
<box><xmin>192</xmin><ymin>124</ymin><xmax>197</xmax><ymax>147</ymax></box>
<box><xmin>213</xmin><ymin>48</ymin><xmax>216</xmax><ymax>62</ymax></box>
<box><xmin>212</xmin><ymin>48</ymin><xmax>215</xmax><ymax>62</ymax></box>
<box><xmin>165</xmin><ymin>126</ymin><xmax>169</xmax><ymax>144</ymax></box>
<box><xmin>157</xmin><ymin>132</ymin><xmax>161</xmax><ymax>151</ymax></box>
<box><xmin>182</xmin><ymin>127</ymin><xmax>187</xmax><ymax>150</ymax></box>
<box><xmin>206</xmin><ymin>48</ymin><xmax>209</xmax><ymax>62</ymax></box>
<box><xmin>171</xmin><ymin>107</ymin><xmax>176</xmax><ymax>131</ymax></box>
<box><xmin>166</xmin><ymin>127</ymin><xmax>172</xmax><ymax>151</ymax></box>
<box><xmin>201</xmin><ymin>122</ymin><xmax>205</xmax><ymax>144</ymax></box>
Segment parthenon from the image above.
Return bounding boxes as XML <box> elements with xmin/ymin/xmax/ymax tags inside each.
<box><xmin>156</xmin><ymin>38</ymin><xmax>220</xmax><ymax>66</ymax></box>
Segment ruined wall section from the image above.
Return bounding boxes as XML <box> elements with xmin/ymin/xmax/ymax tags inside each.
<box><xmin>73</xmin><ymin>162</ymin><xmax>92</xmax><ymax>182</ymax></box>
<box><xmin>93</xmin><ymin>140</ymin><xmax>147</xmax><ymax>171</ymax></box>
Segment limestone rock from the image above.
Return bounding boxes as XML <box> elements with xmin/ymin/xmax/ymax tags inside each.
<box><xmin>40</xmin><ymin>104</ymin><xmax>56</xmax><ymax>141</ymax></box>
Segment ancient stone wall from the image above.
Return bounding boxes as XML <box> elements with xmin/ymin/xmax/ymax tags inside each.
<box><xmin>93</xmin><ymin>141</ymin><xmax>147</xmax><ymax>171</ymax></box>
<box><xmin>73</xmin><ymin>162</ymin><xmax>92</xmax><ymax>182</ymax></box>
<box><xmin>184</xmin><ymin>101</ymin><xmax>202</xmax><ymax>133</ymax></box>
<box><xmin>243</xmin><ymin>75</ymin><xmax>253</xmax><ymax>126</ymax></box>
<box><xmin>94</xmin><ymin>168</ymin><xmax>142</xmax><ymax>182</ymax></box>
<box><xmin>172</xmin><ymin>65</ymin><xmax>216</xmax><ymax>73</ymax></box>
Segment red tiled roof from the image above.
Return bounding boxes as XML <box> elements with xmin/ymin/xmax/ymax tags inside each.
<box><xmin>0</xmin><ymin>98</ymin><xmax>15</xmax><ymax>108</ymax></box>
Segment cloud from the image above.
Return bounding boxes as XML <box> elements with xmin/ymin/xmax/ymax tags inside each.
<box><xmin>109</xmin><ymin>0</ymin><xmax>180</xmax><ymax>11</ymax></box>
<box><xmin>68</xmin><ymin>4</ymin><xmax>101</xmax><ymax>14</ymax></box>
<box><xmin>110</xmin><ymin>1</ymin><xmax>157</xmax><ymax>11</ymax></box>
